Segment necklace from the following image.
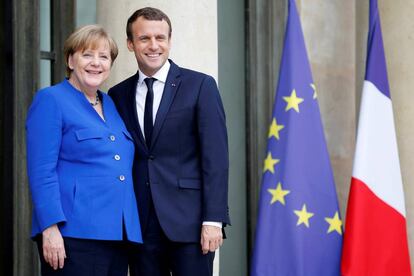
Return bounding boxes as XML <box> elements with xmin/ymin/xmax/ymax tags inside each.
<box><xmin>89</xmin><ymin>94</ymin><xmax>100</xmax><ymax>106</ymax></box>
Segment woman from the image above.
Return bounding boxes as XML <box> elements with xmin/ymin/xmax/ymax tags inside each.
<box><xmin>26</xmin><ymin>25</ymin><xmax>142</xmax><ymax>275</ymax></box>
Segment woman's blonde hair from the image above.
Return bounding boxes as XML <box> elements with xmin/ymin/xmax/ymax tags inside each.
<box><xmin>63</xmin><ymin>24</ymin><xmax>118</xmax><ymax>77</ymax></box>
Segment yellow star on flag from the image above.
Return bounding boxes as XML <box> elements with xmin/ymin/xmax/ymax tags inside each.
<box><xmin>283</xmin><ymin>89</ymin><xmax>304</xmax><ymax>112</ymax></box>
<box><xmin>294</xmin><ymin>204</ymin><xmax>314</xmax><ymax>228</ymax></box>
<box><xmin>325</xmin><ymin>211</ymin><xmax>343</xmax><ymax>235</ymax></box>
<box><xmin>310</xmin><ymin>83</ymin><xmax>317</xmax><ymax>99</ymax></box>
<box><xmin>268</xmin><ymin>118</ymin><xmax>284</xmax><ymax>140</ymax></box>
<box><xmin>268</xmin><ymin>182</ymin><xmax>290</xmax><ymax>205</ymax></box>
<box><xmin>263</xmin><ymin>152</ymin><xmax>279</xmax><ymax>174</ymax></box>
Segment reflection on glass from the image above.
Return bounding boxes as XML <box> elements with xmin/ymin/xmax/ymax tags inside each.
<box><xmin>40</xmin><ymin>0</ymin><xmax>51</xmax><ymax>51</ymax></box>
<box><xmin>40</xmin><ymin>60</ymin><xmax>51</xmax><ymax>89</ymax></box>
<box><xmin>76</xmin><ymin>0</ymin><xmax>97</xmax><ymax>27</ymax></box>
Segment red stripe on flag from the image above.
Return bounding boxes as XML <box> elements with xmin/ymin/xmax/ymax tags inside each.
<box><xmin>341</xmin><ymin>177</ymin><xmax>411</xmax><ymax>276</ymax></box>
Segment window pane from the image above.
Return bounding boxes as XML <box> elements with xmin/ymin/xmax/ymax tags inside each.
<box><xmin>76</xmin><ymin>0</ymin><xmax>96</xmax><ymax>27</ymax></box>
<box><xmin>40</xmin><ymin>59</ymin><xmax>51</xmax><ymax>89</ymax></box>
<box><xmin>40</xmin><ymin>0</ymin><xmax>51</xmax><ymax>52</ymax></box>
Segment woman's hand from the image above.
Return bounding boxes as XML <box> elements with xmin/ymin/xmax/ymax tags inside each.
<box><xmin>42</xmin><ymin>224</ymin><xmax>66</xmax><ymax>270</ymax></box>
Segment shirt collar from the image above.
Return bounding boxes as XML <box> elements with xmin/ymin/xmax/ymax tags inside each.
<box><xmin>138</xmin><ymin>60</ymin><xmax>171</xmax><ymax>86</ymax></box>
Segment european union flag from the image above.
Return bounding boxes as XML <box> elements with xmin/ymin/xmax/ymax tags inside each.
<box><xmin>251</xmin><ymin>0</ymin><xmax>343</xmax><ymax>275</ymax></box>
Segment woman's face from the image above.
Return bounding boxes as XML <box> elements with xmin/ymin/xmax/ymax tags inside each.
<box><xmin>68</xmin><ymin>40</ymin><xmax>111</xmax><ymax>94</ymax></box>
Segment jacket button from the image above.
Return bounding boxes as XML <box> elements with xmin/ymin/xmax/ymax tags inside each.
<box><xmin>109</xmin><ymin>135</ymin><xmax>116</xmax><ymax>141</ymax></box>
<box><xmin>119</xmin><ymin>175</ymin><xmax>125</xmax><ymax>181</ymax></box>
<box><xmin>114</xmin><ymin>154</ymin><xmax>121</xmax><ymax>161</ymax></box>
<box><xmin>149</xmin><ymin>155</ymin><xmax>155</xmax><ymax>160</ymax></box>
<box><xmin>146</xmin><ymin>181</ymin><xmax>150</xmax><ymax>186</ymax></box>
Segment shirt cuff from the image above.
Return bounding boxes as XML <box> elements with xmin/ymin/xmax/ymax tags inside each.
<box><xmin>202</xmin><ymin>221</ymin><xmax>223</xmax><ymax>228</ymax></box>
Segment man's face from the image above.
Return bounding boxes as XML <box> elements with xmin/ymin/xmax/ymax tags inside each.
<box><xmin>127</xmin><ymin>17</ymin><xmax>171</xmax><ymax>76</ymax></box>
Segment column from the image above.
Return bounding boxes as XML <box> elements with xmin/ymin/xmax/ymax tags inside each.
<box><xmin>299</xmin><ymin>0</ymin><xmax>357</xmax><ymax>227</ymax></box>
<box><xmin>380</xmin><ymin>0</ymin><xmax>414</xmax><ymax>269</ymax></box>
<box><xmin>97</xmin><ymin>1</ymin><xmax>218</xmax><ymax>90</ymax></box>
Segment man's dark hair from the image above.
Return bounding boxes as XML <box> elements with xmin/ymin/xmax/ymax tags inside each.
<box><xmin>126</xmin><ymin>7</ymin><xmax>172</xmax><ymax>41</ymax></box>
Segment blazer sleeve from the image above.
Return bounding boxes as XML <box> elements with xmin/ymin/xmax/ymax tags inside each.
<box><xmin>26</xmin><ymin>91</ymin><xmax>66</xmax><ymax>232</ymax></box>
<box><xmin>196</xmin><ymin>75</ymin><xmax>230</xmax><ymax>225</ymax></box>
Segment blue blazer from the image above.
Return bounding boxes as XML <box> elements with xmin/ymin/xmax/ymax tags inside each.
<box><xmin>26</xmin><ymin>79</ymin><xmax>142</xmax><ymax>243</ymax></box>
<box><xmin>109</xmin><ymin>60</ymin><xmax>230</xmax><ymax>242</ymax></box>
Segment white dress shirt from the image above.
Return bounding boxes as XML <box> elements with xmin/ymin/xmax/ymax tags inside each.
<box><xmin>135</xmin><ymin>61</ymin><xmax>222</xmax><ymax>229</ymax></box>
<box><xmin>135</xmin><ymin>61</ymin><xmax>170</xmax><ymax>139</ymax></box>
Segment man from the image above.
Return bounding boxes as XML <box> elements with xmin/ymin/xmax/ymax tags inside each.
<box><xmin>108</xmin><ymin>7</ymin><xmax>230</xmax><ymax>276</ymax></box>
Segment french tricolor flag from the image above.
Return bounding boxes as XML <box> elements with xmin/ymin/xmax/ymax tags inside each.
<box><xmin>341</xmin><ymin>0</ymin><xmax>412</xmax><ymax>275</ymax></box>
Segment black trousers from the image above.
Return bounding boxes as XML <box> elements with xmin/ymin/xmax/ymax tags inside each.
<box><xmin>129</xmin><ymin>203</ymin><xmax>215</xmax><ymax>276</ymax></box>
<box><xmin>36</xmin><ymin>237</ymin><xmax>130</xmax><ymax>276</ymax></box>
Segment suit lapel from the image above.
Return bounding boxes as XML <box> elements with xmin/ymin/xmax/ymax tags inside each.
<box><xmin>150</xmin><ymin>62</ymin><xmax>181</xmax><ymax>149</ymax></box>
<box><xmin>125</xmin><ymin>72</ymin><xmax>147</xmax><ymax>149</ymax></box>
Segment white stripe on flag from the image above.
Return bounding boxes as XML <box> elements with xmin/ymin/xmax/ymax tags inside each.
<box><xmin>352</xmin><ymin>80</ymin><xmax>406</xmax><ymax>217</ymax></box>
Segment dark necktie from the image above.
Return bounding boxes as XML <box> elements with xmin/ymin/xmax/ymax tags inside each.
<box><xmin>144</xmin><ymin>77</ymin><xmax>156</xmax><ymax>148</ymax></box>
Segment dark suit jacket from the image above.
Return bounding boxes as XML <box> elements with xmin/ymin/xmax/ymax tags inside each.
<box><xmin>108</xmin><ymin>60</ymin><xmax>230</xmax><ymax>242</ymax></box>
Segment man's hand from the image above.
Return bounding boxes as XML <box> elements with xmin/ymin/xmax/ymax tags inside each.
<box><xmin>200</xmin><ymin>225</ymin><xmax>223</xmax><ymax>255</ymax></box>
<box><xmin>42</xmin><ymin>224</ymin><xmax>66</xmax><ymax>270</ymax></box>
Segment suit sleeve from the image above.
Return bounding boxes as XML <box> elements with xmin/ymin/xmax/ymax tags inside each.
<box><xmin>197</xmin><ymin>75</ymin><xmax>230</xmax><ymax>225</ymax></box>
<box><xmin>26</xmin><ymin>91</ymin><xmax>66</xmax><ymax>232</ymax></box>
<box><xmin>108</xmin><ymin>87</ymin><xmax>117</xmax><ymax>102</ymax></box>
<box><xmin>107</xmin><ymin>87</ymin><xmax>114</xmax><ymax>98</ymax></box>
